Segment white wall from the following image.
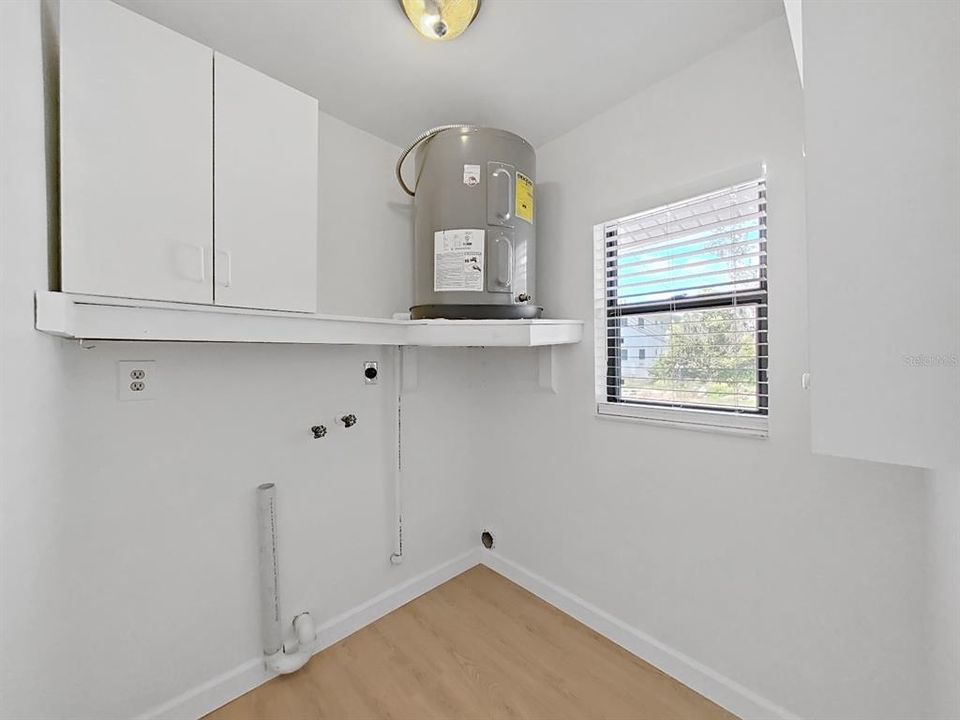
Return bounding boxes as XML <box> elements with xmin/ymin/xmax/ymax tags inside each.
<box><xmin>803</xmin><ymin>0</ymin><xmax>960</xmax><ymax>471</ymax></box>
<box><xmin>927</xmin><ymin>469</ymin><xmax>960</xmax><ymax>720</ymax></box>
<box><xmin>0</xmin><ymin>3</ymin><xmax>477</xmax><ymax>718</ymax></box>
<box><xmin>316</xmin><ymin>112</ymin><xmax>413</xmax><ymax>318</ymax></box>
<box><xmin>475</xmin><ymin>18</ymin><xmax>937</xmax><ymax>719</ymax></box>
<box><xmin>782</xmin><ymin>0</ymin><xmax>802</xmax><ymax>86</ymax></box>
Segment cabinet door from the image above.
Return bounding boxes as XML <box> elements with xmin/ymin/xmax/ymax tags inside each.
<box><xmin>213</xmin><ymin>54</ymin><xmax>318</xmax><ymax>313</ymax></box>
<box><xmin>805</xmin><ymin>0</ymin><xmax>960</xmax><ymax>469</ymax></box>
<box><xmin>60</xmin><ymin>0</ymin><xmax>213</xmax><ymax>303</ymax></box>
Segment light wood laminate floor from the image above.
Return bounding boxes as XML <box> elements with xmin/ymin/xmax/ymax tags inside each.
<box><xmin>206</xmin><ymin>565</ymin><xmax>738</xmax><ymax>720</ymax></box>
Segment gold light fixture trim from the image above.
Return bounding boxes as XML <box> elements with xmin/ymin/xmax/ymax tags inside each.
<box><xmin>399</xmin><ymin>0</ymin><xmax>481</xmax><ymax>41</ymax></box>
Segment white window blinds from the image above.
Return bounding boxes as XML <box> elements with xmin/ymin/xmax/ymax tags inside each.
<box><xmin>595</xmin><ymin>177</ymin><xmax>768</xmax><ymax>429</ymax></box>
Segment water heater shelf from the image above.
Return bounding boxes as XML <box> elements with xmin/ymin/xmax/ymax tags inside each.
<box><xmin>34</xmin><ymin>292</ymin><xmax>583</xmax><ymax>347</ymax></box>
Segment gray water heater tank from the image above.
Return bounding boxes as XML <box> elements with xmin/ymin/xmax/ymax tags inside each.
<box><xmin>397</xmin><ymin>126</ymin><xmax>540</xmax><ymax>320</ymax></box>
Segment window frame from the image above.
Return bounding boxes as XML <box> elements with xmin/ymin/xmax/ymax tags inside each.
<box><xmin>595</xmin><ymin>167</ymin><xmax>769</xmax><ymax>438</ymax></box>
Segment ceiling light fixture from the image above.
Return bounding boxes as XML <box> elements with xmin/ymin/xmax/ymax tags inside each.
<box><xmin>399</xmin><ymin>0</ymin><xmax>481</xmax><ymax>41</ymax></box>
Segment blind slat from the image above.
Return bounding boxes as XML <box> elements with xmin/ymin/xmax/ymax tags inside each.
<box><xmin>608</xmin><ymin>279</ymin><xmax>762</xmax><ymax>304</ymax></box>
<box><xmin>611</xmin><ymin>249</ymin><xmax>765</xmax><ymax>279</ymax></box>
<box><xmin>610</xmin><ymin>188</ymin><xmax>763</xmax><ymax>228</ymax></box>
<box><xmin>608</xmin><ymin>234</ymin><xmax>764</xmax><ymax>271</ymax></box>
<box><xmin>608</xmin><ymin>207</ymin><xmax>764</xmax><ymax>251</ymax></box>
<box><xmin>608</xmin><ymin>251</ymin><xmax>766</xmax><ymax>285</ymax></box>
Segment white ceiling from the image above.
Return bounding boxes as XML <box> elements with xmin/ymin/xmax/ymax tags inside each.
<box><xmin>114</xmin><ymin>0</ymin><xmax>783</xmax><ymax>148</ymax></box>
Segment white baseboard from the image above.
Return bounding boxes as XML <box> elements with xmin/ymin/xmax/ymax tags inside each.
<box><xmin>479</xmin><ymin>551</ymin><xmax>801</xmax><ymax>720</ymax></box>
<box><xmin>137</xmin><ymin>548</ymin><xmax>482</xmax><ymax>720</ymax></box>
<box><xmin>136</xmin><ymin>657</ymin><xmax>271</xmax><ymax>720</ymax></box>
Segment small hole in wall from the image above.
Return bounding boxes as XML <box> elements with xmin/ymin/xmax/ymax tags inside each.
<box><xmin>480</xmin><ymin>530</ymin><xmax>495</xmax><ymax>550</ymax></box>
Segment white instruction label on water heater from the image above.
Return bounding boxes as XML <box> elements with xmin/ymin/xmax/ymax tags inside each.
<box><xmin>463</xmin><ymin>164</ymin><xmax>481</xmax><ymax>186</ymax></box>
<box><xmin>434</xmin><ymin>229</ymin><xmax>485</xmax><ymax>292</ymax></box>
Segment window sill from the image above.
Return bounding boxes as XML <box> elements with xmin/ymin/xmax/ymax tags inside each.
<box><xmin>596</xmin><ymin>402</ymin><xmax>769</xmax><ymax>439</ymax></box>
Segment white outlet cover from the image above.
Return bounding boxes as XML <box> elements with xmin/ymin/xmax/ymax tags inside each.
<box><xmin>117</xmin><ymin>360</ymin><xmax>156</xmax><ymax>401</ymax></box>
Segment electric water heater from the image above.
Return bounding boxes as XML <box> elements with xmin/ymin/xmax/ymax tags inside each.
<box><xmin>397</xmin><ymin>125</ymin><xmax>540</xmax><ymax>320</ymax></box>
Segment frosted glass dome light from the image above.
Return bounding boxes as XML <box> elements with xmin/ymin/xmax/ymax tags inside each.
<box><xmin>399</xmin><ymin>0</ymin><xmax>481</xmax><ymax>41</ymax></box>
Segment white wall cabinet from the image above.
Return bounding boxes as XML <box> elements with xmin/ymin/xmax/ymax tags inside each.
<box><xmin>60</xmin><ymin>1</ymin><xmax>318</xmax><ymax>312</ymax></box>
<box><xmin>804</xmin><ymin>0</ymin><xmax>960</xmax><ymax>469</ymax></box>
<box><xmin>60</xmin><ymin>0</ymin><xmax>213</xmax><ymax>304</ymax></box>
<box><xmin>213</xmin><ymin>54</ymin><xmax>318</xmax><ymax>312</ymax></box>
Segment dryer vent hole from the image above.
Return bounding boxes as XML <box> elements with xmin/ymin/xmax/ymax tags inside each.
<box><xmin>480</xmin><ymin>530</ymin><xmax>495</xmax><ymax>550</ymax></box>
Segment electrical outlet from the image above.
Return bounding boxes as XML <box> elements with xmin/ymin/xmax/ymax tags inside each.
<box><xmin>117</xmin><ymin>361</ymin><xmax>156</xmax><ymax>401</ymax></box>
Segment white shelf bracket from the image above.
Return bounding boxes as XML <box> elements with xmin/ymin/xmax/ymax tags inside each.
<box><xmin>538</xmin><ymin>346</ymin><xmax>559</xmax><ymax>394</ymax></box>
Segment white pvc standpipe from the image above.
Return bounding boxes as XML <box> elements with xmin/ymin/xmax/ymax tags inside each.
<box><xmin>390</xmin><ymin>346</ymin><xmax>404</xmax><ymax>565</ymax></box>
<box><xmin>257</xmin><ymin>482</ymin><xmax>283</xmax><ymax>657</ymax></box>
<box><xmin>256</xmin><ymin>482</ymin><xmax>316</xmax><ymax>674</ymax></box>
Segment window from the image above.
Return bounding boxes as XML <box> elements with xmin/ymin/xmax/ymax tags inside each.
<box><xmin>594</xmin><ymin>176</ymin><xmax>768</xmax><ymax>436</ymax></box>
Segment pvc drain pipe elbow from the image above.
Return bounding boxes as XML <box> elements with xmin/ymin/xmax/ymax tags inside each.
<box><xmin>266</xmin><ymin>613</ymin><xmax>317</xmax><ymax>675</ymax></box>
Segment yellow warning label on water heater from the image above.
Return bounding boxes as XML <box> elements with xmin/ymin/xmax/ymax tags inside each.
<box><xmin>516</xmin><ymin>172</ymin><xmax>534</xmax><ymax>224</ymax></box>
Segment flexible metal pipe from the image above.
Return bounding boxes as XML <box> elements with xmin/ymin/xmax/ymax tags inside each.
<box><xmin>395</xmin><ymin>124</ymin><xmax>476</xmax><ymax>196</ymax></box>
